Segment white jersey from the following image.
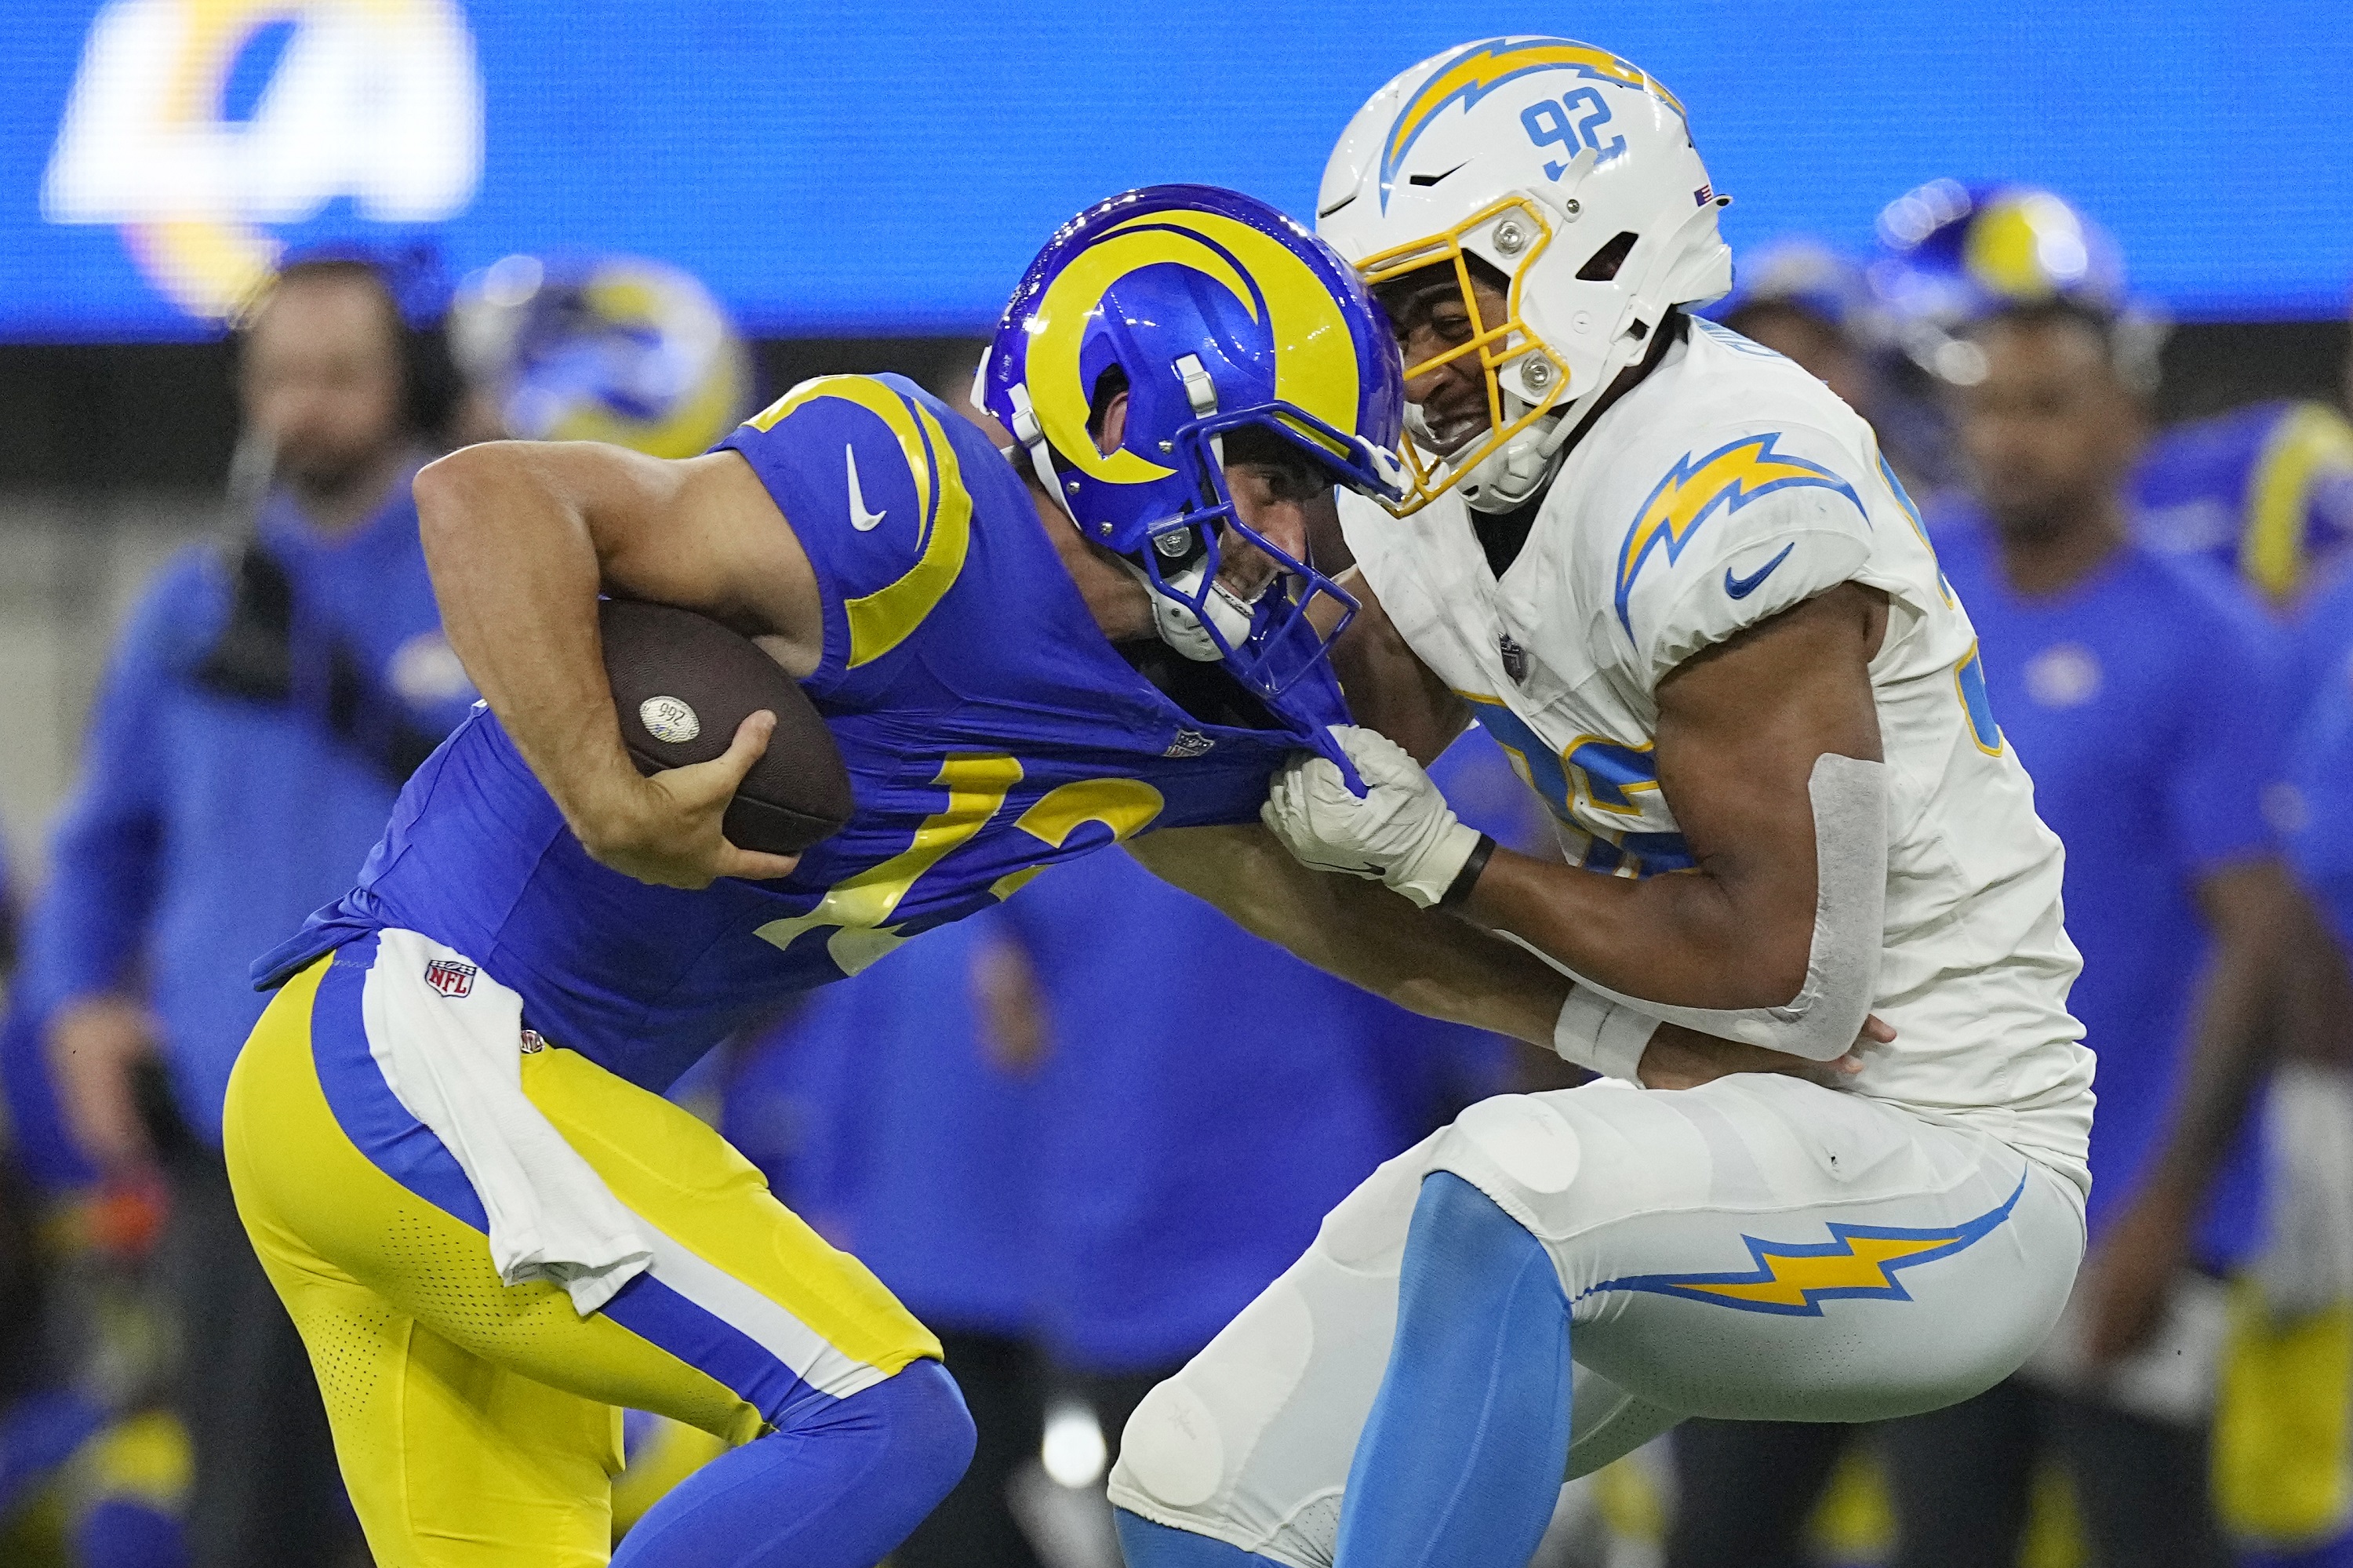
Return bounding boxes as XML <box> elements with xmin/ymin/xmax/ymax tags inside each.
<box><xmin>1337</xmin><ymin>317</ymin><xmax>2094</xmax><ymax>1189</ymax></box>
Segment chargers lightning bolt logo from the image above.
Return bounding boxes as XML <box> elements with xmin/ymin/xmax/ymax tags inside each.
<box><xmin>1379</xmin><ymin>37</ymin><xmax>1687</xmax><ymax>209</ymax></box>
<box><xmin>1590</xmin><ymin>1175</ymin><xmax>2026</xmax><ymax>1316</ymax></box>
<box><xmin>1615</xmin><ymin>433</ymin><xmax>1864</xmax><ymax>636</ymax></box>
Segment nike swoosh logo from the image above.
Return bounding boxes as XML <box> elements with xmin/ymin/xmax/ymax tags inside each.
<box><xmin>1723</xmin><ymin>544</ymin><xmax>1796</xmax><ymax>600</ymax></box>
<box><xmin>846</xmin><ymin>444</ymin><xmax>885</xmax><ymax>532</ymax></box>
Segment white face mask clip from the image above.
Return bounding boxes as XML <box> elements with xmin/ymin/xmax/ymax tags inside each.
<box><xmin>1133</xmin><ymin>353</ymin><xmax>1249</xmax><ymax>661</ymax></box>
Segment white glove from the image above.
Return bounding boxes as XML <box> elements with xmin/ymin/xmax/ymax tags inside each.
<box><xmin>1261</xmin><ymin>725</ymin><xmax>1487</xmax><ymax>908</ymax></box>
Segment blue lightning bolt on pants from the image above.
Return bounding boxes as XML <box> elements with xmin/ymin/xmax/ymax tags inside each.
<box><xmin>1108</xmin><ymin>1076</ymin><xmax>2088</xmax><ymax>1568</ymax></box>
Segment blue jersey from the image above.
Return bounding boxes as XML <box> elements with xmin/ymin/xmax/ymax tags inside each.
<box><xmin>1934</xmin><ymin>507</ymin><xmax>2280</xmax><ymax>1267</ymax></box>
<box><xmin>20</xmin><ymin>476</ymin><xmax>476</xmax><ymax>1144</ymax></box>
<box><xmin>2286</xmin><ymin>570</ymin><xmax>2353</xmax><ymax>949</ymax></box>
<box><xmin>260</xmin><ymin>374</ymin><xmax>1347</xmax><ymax>1093</ymax></box>
<box><xmin>2133</xmin><ymin>399</ymin><xmax>2353</xmax><ymax>608</ymax></box>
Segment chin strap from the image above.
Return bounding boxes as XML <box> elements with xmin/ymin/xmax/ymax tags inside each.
<box><xmin>1118</xmin><ymin>556</ymin><xmax>1258</xmax><ymax>663</ymax></box>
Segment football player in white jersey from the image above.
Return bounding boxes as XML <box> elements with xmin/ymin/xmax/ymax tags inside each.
<box><xmin>1107</xmin><ymin>38</ymin><xmax>2097</xmax><ymax>1568</ymax></box>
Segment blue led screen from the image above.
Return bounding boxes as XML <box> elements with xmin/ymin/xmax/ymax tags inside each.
<box><xmin>2</xmin><ymin>0</ymin><xmax>2348</xmax><ymax>340</ymax></box>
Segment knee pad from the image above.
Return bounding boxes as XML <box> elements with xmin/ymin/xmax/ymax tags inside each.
<box><xmin>1114</xmin><ymin>1378</ymin><xmax>1229</xmax><ymax>1513</ymax></box>
<box><xmin>1431</xmin><ymin>1095</ymin><xmax>1584</xmax><ymax>1221</ymax></box>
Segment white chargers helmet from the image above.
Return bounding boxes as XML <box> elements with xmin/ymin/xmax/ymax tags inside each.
<box><xmin>1318</xmin><ymin>38</ymin><xmax>1733</xmax><ymax>514</ymax></box>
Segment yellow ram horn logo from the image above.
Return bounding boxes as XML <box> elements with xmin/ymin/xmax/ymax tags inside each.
<box><xmin>1021</xmin><ymin>209</ymin><xmax>1361</xmax><ymax>488</ymax></box>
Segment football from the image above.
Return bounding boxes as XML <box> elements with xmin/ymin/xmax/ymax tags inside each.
<box><xmin>598</xmin><ymin>598</ymin><xmax>855</xmax><ymax>856</ymax></box>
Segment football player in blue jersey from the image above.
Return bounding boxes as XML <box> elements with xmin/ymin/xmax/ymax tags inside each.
<box><xmin>1871</xmin><ymin>180</ymin><xmax>2353</xmax><ymax>610</ymax></box>
<box><xmin>219</xmin><ymin>186</ymin><xmax>1621</xmax><ymax>1568</ymax></box>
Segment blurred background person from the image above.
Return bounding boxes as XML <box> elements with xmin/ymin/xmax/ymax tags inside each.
<box><xmin>726</xmin><ymin>911</ymin><xmax>1047</xmax><ymax>1568</ymax></box>
<box><xmin>1870</xmin><ymin>181</ymin><xmax>2353</xmax><ymax>614</ymax></box>
<box><xmin>1711</xmin><ymin>238</ymin><xmax>1961</xmax><ymax>499</ymax></box>
<box><xmin>446</xmin><ymin>252</ymin><xmax>752</xmax><ymax>458</ymax></box>
<box><xmin>12</xmin><ymin>253</ymin><xmax>478</xmax><ymax>1568</ymax></box>
<box><xmin>995</xmin><ymin>732</ymin><xmax>1538</xmax><ymax>1561</ymax></box>
<box><xmin>1870</xmin><ymin>292</ymin><xmax>2298</xmax><ymax>1567</ymax></box>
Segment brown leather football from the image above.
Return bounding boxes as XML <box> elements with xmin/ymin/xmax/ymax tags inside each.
<box><xmin>598</xmin><ymin>598</ymin><xmax>854</xmax><ymax>856</ymax></box>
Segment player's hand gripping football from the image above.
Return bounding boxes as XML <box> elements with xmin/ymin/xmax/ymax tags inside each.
<box><xmin>575</xmin><ymin>711</ymin><xmax>802</xmax><ymax>890</ymax></box>
<box><xmin>1262</xmin><ymin>725</ymin><xmax>1483</xmax><ymax>908</ymax></box>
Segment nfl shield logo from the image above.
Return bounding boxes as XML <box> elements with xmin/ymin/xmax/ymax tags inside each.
<box><xmin>423</xmin><ymin>959</ymin><xmax>476</xmax><ymax>999</ymax></box>
<box><xmin>1498</xmin><ymin>635</ymin><xmax>1529</xmax><ymax>685</ymax></box>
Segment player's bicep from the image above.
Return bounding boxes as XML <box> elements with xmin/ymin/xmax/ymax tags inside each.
<box><xmin>591</xmin><ymin>449</ymin><xmax>820</xmax><ymax>650</ymax></box>
<box><xmin>1329</xmin><ymin>569</ymin><xmax>1470</xmax><ymax>766</ymax></box>
<box><xmin>1653</xmin><ymin>584</ymin><xmax>1883</xmax><ymax>915</ymax></box>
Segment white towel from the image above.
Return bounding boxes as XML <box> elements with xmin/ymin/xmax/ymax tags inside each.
<box><xmin>361</xmin><ymin>928</ymin><xmax>652</xmax><ymax>1313</ymax></box>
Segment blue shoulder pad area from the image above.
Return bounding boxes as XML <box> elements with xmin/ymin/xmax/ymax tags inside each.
<box><xmin>717</xmin><ymin>373</ymin><xmax>984</xmax><ymax>693</ymax></box>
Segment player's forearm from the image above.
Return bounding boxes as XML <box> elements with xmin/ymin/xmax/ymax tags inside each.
<box><xmin>1326</xmin><ymin>570</ymin><xmax>1471</xmax><ymax>767</ymax></box>
<box><xmin>2147</xmin><ymin>861</ymin><xmax>2297</xmax><ymax>1199</ymax></box>
<box><xmin>1461</xmin><ymin>846</ymin><xmax>1814</xmax><ymax>1013</ymax></box>
<box><xmin>1131</xmin><ymin>825</ymin><xmax>1569</xmax><ymax>1044</ymax></box>
<box><xmin>414</xmin><ymin>445</ymin><xmax>640</xmax><ymax>838</ymax></box>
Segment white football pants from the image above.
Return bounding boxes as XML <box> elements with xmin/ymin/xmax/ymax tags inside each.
<box><xmin>1107</xmin><ymin>1074</ymin><xmax>2086</xmax><ymax>1568</ymax></box>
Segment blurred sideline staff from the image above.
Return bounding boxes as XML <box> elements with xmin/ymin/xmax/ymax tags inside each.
<box><xmin>729</xmin><ymin>911</ymin><xmax>1046</xmax><ymax>1568</ymax></box>
<box><xmin>1722</xmin><ymin>184</ymin><xmax>2353</xmax><ymax>613</ymax></box>
<box><xmin>13</xmin><ymin>254</ymin><xmax>481</xmax><ymax>1568</ymax></box>
<box><xmin>448</xmin><ymin>253</ymin><xmax>751</xmax><ymax>458</ymax></box>
<box><xmin>1671</xmin><ymin>198</ymin><xmax>2340</xmax><ymax>1567</ymax></box>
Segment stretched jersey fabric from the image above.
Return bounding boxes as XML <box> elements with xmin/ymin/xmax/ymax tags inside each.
<box><xmin>2133</xmin><ymin>399</ymin><xmax>2353</xmax><ymax>608</ymax></box>
<box><xmin>258</xmin><ymin>373</ymin><xmax>1347</xmax><ymax>1093</ymax></box>
<box><xmin>1333</xmin><ymin>315</ymin><xmax>2093</xmax><ymax>1189</ymax></box>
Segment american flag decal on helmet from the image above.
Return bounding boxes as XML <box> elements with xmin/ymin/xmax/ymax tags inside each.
<box><xmin>1694</xmin><ymin>184</ymin><xmax>1713</xmax><ymax>206</ymax></box>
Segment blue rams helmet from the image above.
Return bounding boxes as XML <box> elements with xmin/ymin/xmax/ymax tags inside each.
<box><xmin>976</xmin><ymin>185</ymin><xmax>1405</xmax><ymax>701</ymax></box>
<box><xmin>451</xmin><ymin>254</ymin><xmax>750</xmax><ymax>458</ymax></box>
<box><xmin>1715</xmin><ymin>238</ymin><xmax>1873</xmax><ymax>338</ymax></box>
<box><xmin>1865</xmin><ymin>182</ymin><xmax>2158</xmax><ymax>387</ymax></box>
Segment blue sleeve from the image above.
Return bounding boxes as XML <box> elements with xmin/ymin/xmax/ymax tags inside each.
<box><xmin>2168</xmin><ymin>579</ymin><xmax>2289</xmax><ymax>877</ymax></box>
<box><xmin>715</xmin><ymin>373</ymin><xmax>980</xmax><ymax>696</ymax></box>
<box><xmin>16</xmin><ymin>557</ymin><xmax>204</xmax><ymax>1017</ymax></box>
<box><xmin>2286</xmin><ymin>656</ymin><xmax>2353</xmax><ymax>951</ymax></box>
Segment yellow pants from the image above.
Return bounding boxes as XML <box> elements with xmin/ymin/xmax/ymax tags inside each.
<box><xmin>224</xmin><ymin>942</ymin><xmax>940</xmax><ymax>1566</ymax></box>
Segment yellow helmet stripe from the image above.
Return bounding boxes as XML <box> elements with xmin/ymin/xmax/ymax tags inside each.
<box><xmin>743</xmin><ymin>376</ymin><xmax>971</xmax><ymax>667</ymax></box>
<box><xmin>1109</xmin><ymin>209</ymin><xmax>1362</xmax><ymax>446</ymax></box>
<box><xmin>1022</xmin><ymin>209</ymin><xmax>1363</xmax><ymax>487</ymax></box>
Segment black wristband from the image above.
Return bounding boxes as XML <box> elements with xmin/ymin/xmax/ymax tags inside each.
<box><xmin>1438</xmin><ymin>833</ymin><xmax>1497</xmax><ymax>909</ymax></box>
